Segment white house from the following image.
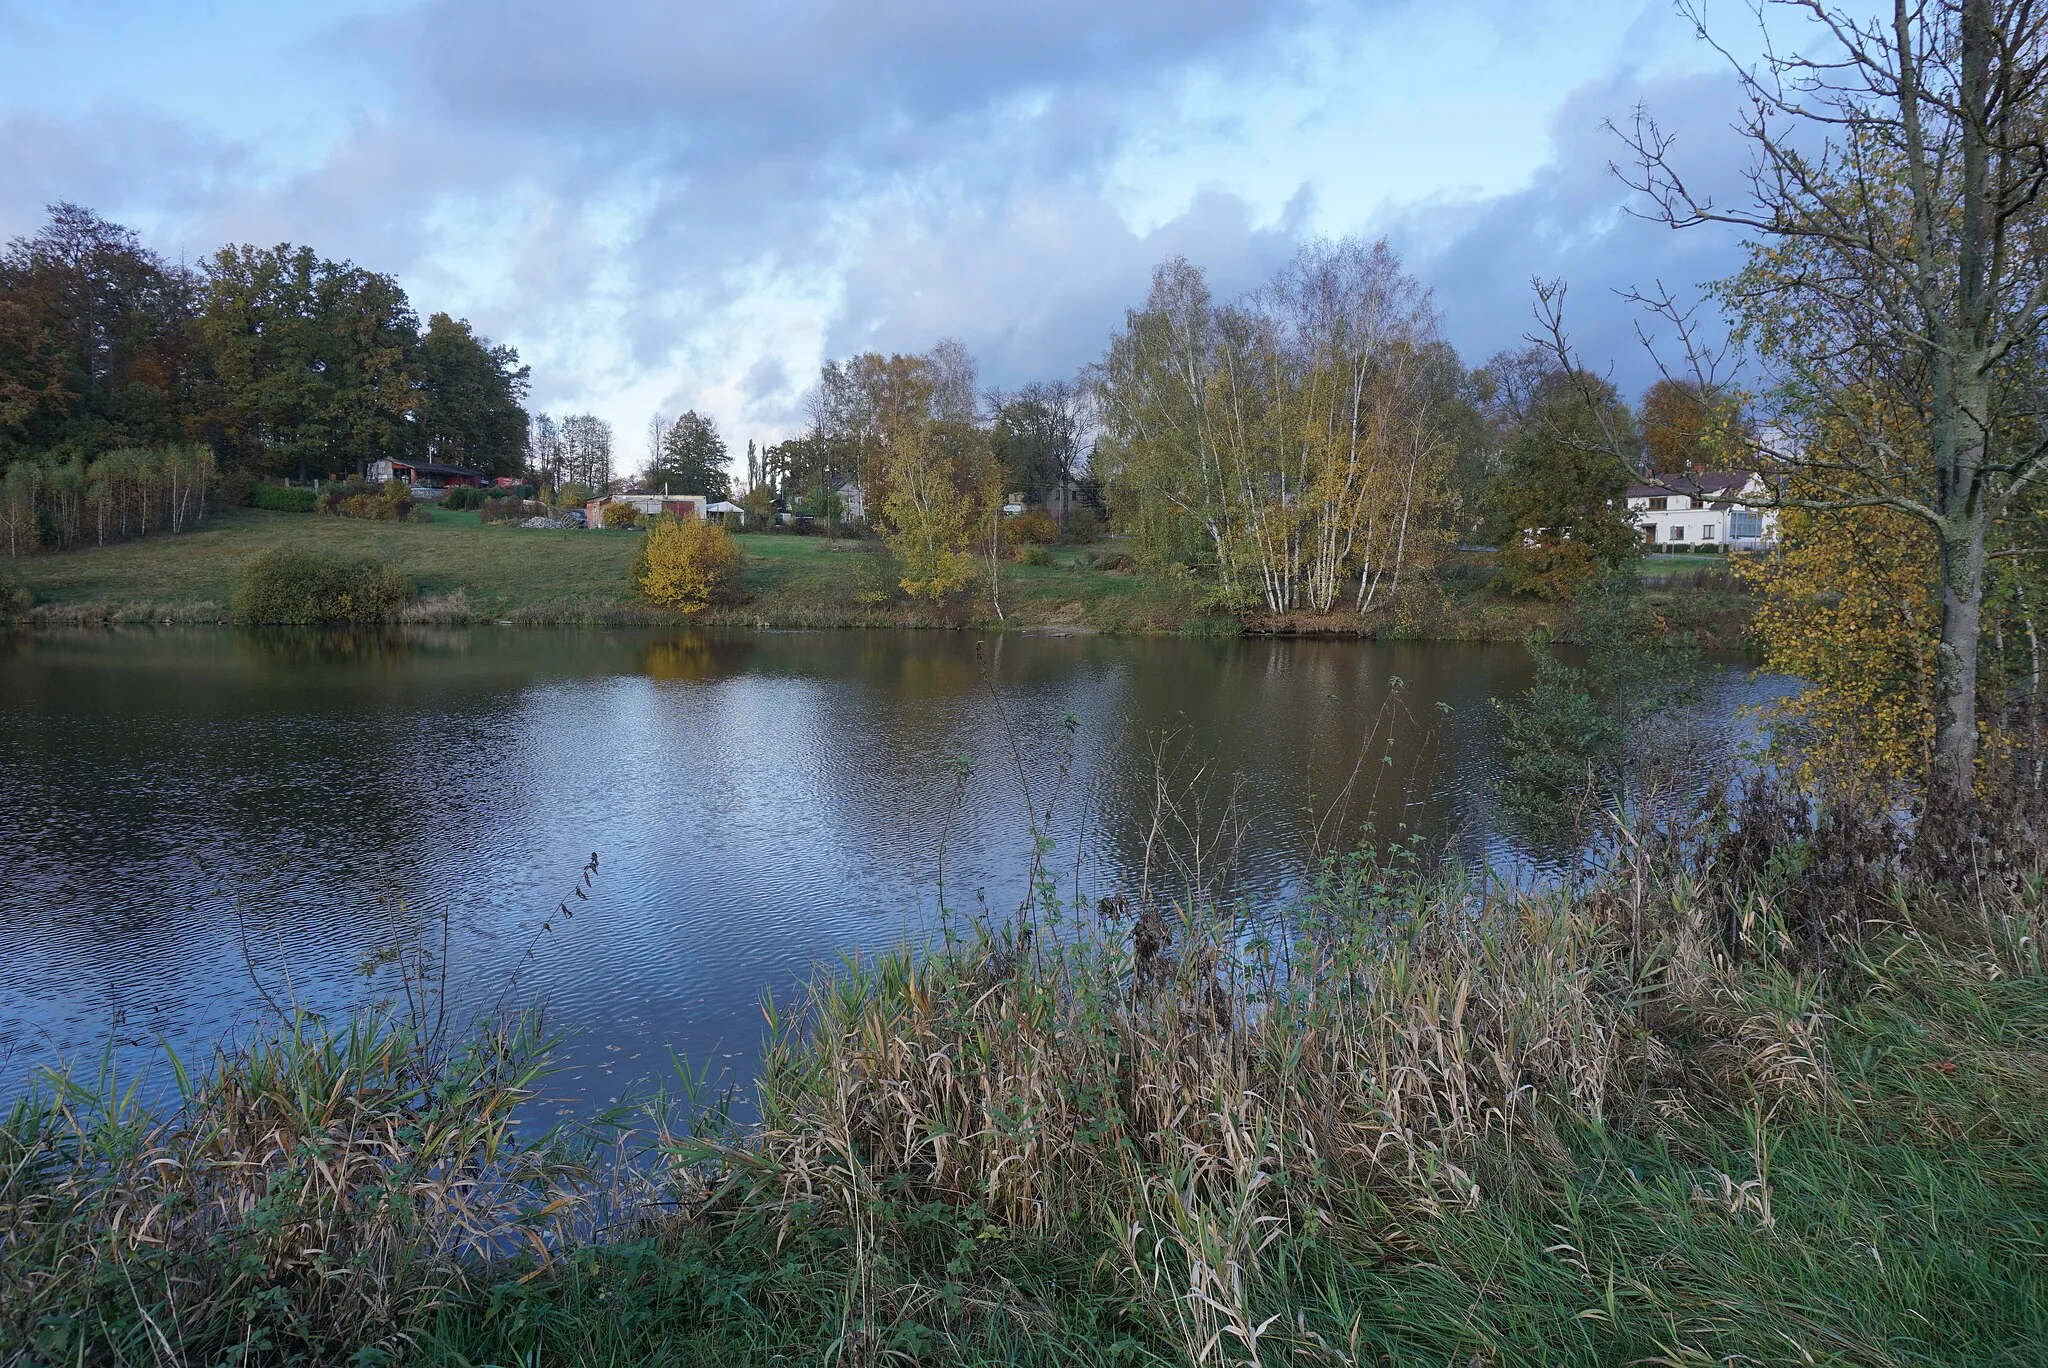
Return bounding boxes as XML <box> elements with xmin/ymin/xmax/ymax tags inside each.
<box><xmin>1624</xmin><ymin>471</ymin><xmax>1778</xmax><ymax>550</ymax></box>
<box><xmin>829</xmin><ymin>476</ymin><xmax>866</xmax><ymax>523</ymax></box>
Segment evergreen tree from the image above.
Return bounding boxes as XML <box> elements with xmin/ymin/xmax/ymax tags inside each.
<box><xmin>648</xmin><ymin>409</ymin><xmax>731</xmax><ymax>499</ymax></box>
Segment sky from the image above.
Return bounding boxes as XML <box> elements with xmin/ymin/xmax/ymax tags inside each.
<box><xmin>0</xmin><ymin>0</ymin><xmax>1776</xmax><ymax>466</ymax></box>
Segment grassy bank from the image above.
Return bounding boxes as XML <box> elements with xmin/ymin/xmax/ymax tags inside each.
<box><xmin>3</xmin><ymin>509</ymin><xmax>1752</xmax><ymax>642</ymax></box>
<box><xmin>5</xmin><ymin>782</ymin><xmax>2043</xmax><ymax>1364</ymax></box>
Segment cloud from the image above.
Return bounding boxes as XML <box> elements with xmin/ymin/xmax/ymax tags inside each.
<box><xmin>0</xmin><ymin>0</ymin><xmax>1772</xmax><ymax>456</ymax></box>
<box><xmin>1389</xmin><ymin>65</ymin><xmax>1758</xmax><ymax>395</ymax></box>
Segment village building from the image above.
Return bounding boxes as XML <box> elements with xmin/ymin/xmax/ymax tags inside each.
<box><xmin>584</xmin><ymin>492</ymin><xmax>707</xmax><ymax>527</ymax></box>
<box><xmin>828</xmin><ymin>476</ymin><xmax>866</xmax><ymax>523</ymax></box>
<box><xmin>1624</xmin><ymin>471</ymin><xmax>1778</xmax><ymax>550</ymax></box>
<box><xmin>366</xmin><ymin>457</ymin><xmax>486</xmax><ymax>498</ymax></box>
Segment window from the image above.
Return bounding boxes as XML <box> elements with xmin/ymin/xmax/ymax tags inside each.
<box><xmin>1668</xmin><ymin>526</ymin><xmax>1687</xmax><ymax>542</ymax></box>
<box><xmin>1701</xmin><ymin>524</ymin><xmax>1717</xmax><ymax>541</ymax></box>
<box><xmin>1730</xmin><ymin>510</ymin><xmax>1762</xmax><ymax>540</ymax></box>
<box><xmin>1648</xmin><ymin>496</ymin><xmax>1668</xmax><ymax>511</ymax></box>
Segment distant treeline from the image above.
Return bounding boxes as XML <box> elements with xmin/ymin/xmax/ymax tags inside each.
<box><xmin>0</xmin><ymin>203</ymin><xmax>530</xmax><ymax>488</ymax></box>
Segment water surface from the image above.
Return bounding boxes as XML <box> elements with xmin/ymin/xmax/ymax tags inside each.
<box><xmin>0</xmin><ymin>628</ymin><xmax>1775</xmax><ymax>1110</ymax></box>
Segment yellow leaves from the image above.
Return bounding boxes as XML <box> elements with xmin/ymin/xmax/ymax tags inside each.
<box><xmin>879</xmin><ymin>421</ymin><xmax>995</xmax><ymax>602</ymax></box>
<box><xmin>635</xmin><ymin>516</ymin><xmax>743</xmax><ymax>613</ymax></box>
<box><xmin>1742</xmin><ymin>499</ymin><xmax>1938</xmax><ymax>788</ymax></box>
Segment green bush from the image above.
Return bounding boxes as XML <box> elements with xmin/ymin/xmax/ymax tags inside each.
<box><xmin>250</xmin><ymin>483</ymin><xmax>317</xmax><ymax>513</ymax></box>
<box><xmin>232</xmin><ymin>548</ymin><xmax>414</xmax><ymax>624</ymax></box>
<box><xmin>0</xmin><ymin>567</ymin><xmax>29</xmax><ymax>622</ymax></box>
<box><xmin>1064</xmin><ymin>506</ymin><xmax>1101</xmax><ymax>544</ymax></box>
<box><xmin>1013</xmin><ymin>543</ymin><xmax>1052</xmax><ymax>566</ymax></box>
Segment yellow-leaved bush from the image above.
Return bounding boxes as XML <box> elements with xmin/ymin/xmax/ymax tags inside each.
<box><xmin>635</xmin><ymin>516</ymin><xmax>743</xmax><ymax>613</ymax></box>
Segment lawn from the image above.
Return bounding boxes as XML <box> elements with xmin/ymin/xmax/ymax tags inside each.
<box><xmin>7</xmin><ymin>512</ymin><xmax>1206</xmax><ymax>630</ymax></box>
<box><xmin>10</xmin><ymin>507</ymin><xmax>648</xmax><ymax>619</ymax></box>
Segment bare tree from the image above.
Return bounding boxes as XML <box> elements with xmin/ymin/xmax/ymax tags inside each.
<box><xmin>1543</xmin><ymin>0</ymin><xmax>2048</xmax><ymax>802</ymax></box>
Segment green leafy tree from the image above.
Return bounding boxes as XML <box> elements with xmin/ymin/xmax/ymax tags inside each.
<box><xmin>196</xmin><ymin>244</ymin><xmax>421</xmax><ymax>481</ymax></box>
<box><xmin>648</xmin><ymin>410</ymin><xmax>730</xmax><ymax>499</ymax></box>
<box><xmin>416</xmin><ymin>313</ymin><xmax>529</xmax><ymax>474</ymax></box>
<box><xmin>1481</xmin><ymin>358</ymin><xmax>1641</xmax><ymax>599</ymax></box>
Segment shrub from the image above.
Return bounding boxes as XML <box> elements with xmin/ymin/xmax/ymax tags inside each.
<box><xmin>557</xmin><ymin>482</ymin><xmax>594</xmax><ymax>509</ymax></box>
<box><xmin>319</xmin><ymin>480</ymin><xmax>416</xmax><ymax>522</ymax></box>
<box><xmin>0</xmin><ymin>567</ymin><xmax>28</xmax><ymax>622</ymax></box>
<box><xmin>1064</xmin><ymin>506</ymin><xmax>1101</xmax><ymax>544</ymax></box>
<box><xmin>232</xmin><ymin>548</ymin><xmax>415</xmax><ymax>624</ymax></box>
<box><xmin>602</xmin><ymin>502</ymin><xmax>640</xmax><ymax>529</ymax></box>
<box><xmin>250</xmin><ymin>484</ymin><xmax>318</xmax><ymax>514</ymax></box>
<box><xmin>1007</xmin><ymin>510</ymin><xmax>1058</xmax><ymax>545</ymax></box>
<box><xmin>1014</xmin><ymin>543</ymin><xmax>1052</xmax><ymax>566</ymax></box>
<box><xmin>439</xmin><ymin>486</ymin><xmax>485</xmax><ymax>511</ymax></box>
<box><xmin>635</xmin><ymin>517</ymin><xmax>743</xmax><ymax>612</ymax></box>
<box><xmin>1090</xmin><ymin>550</ymin><xmax>1136</xmax><ymax>572</ymax></box>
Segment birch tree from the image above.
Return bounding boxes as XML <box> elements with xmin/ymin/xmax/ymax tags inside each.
<box><xmin>1562</xmin><ymin>0</ymin><xmax>2048</xmax><ymax>803</ymax></box>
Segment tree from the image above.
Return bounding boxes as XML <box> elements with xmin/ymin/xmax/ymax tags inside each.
<box><xmin>1092</xmin><ymin>241</ymin><xmax>1461</xmax><ymax>614</ymax></box>
<box><xmin>648</xmin><ymin>409</ymin><xmax>731</xmax><ymax>499</ymax></box>
<box><xmin>529</xmin><ymin>412</ymin><xmax>565</xmax><ymax>490</ymax></box>
<box><xmin>989</xmin><ymin>379</ymin><xmax>1086</xmax><ymax>525</ymax></box>
<box><xmin>195</xmin><ymin>244</ymin><xmax>421</xmax><ymax>480</ymax></box>
<box><xmin>559</xmin><ymin>413</ymin><xmax>614</xmax><ymax>492</ymax></box>
<box><xmin>0</xmin><ymin>203</ymin><xmax>197</xmax><ymax>457</ymax></box>
<box><xmin>1481</xmin><ymin>356</ymin><xmax>1642</xmax><ymax>600</ymax></box>
<box><xmin>882</xmin><ymin>420</ymin><xmax>995</xmax><ymax>599</ymax></box>
<box><xmin>416</xmin><ymin>313</ymin><xmax>529</xmax><ymax>474</ymax></box>
<box><xmin>1639</xmin><ymin>378</ymin><xmax>1714</xmax><ymax>474</ymax></box>
<box><xmin>1598</xmin><ymin>0</ymin><xmax>2048</xmax><ymax>803</ymax></box>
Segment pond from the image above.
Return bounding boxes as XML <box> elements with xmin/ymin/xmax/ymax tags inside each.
<box><xmin>0</xmin><ymin>628</ymin><xmax>1782</xmax><ymax>1112</ymax></box>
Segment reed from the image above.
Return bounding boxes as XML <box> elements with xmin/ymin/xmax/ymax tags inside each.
<box><xmin>3</xmin><ymin>771</ymin><xmax>2044</xmax><ymax>1364</ymax></box>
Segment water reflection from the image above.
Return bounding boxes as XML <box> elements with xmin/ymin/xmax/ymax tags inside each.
<box><xmin>0</xmin><ymin>628</ymin><xmax>1782</xmax><ymax>1109</ymax></box>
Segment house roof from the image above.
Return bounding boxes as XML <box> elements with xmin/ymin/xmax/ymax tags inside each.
<box><xmin>1625</xmin><ymin>470</ymin><xmax>1752</xmax><ymax>500</ymax></box>
<box><xmin>390</xmin><ymin>459</ymin><xmax>483</xmax><ymax>478</ymax></box>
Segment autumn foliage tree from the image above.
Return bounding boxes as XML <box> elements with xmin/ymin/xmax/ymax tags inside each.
<box><xmin>1597</xmin><ymin>0</ymin><xmax>2048</xmax><ymax>805</ymax></box>
<box><xmin>1092</xmin><ymin>240</ymin><xmax>1463</xmax><ymax>614</ymax></box>
<box><xmin>635</xmin><ymin>516</ymin><xmax>744</xmax><ymax>613</ymax></box>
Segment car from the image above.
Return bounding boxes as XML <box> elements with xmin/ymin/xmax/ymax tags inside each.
<box><xmin>566</xmin><ymin>509</ymin><xmax>587</xmax><ymax>527</ymax></box>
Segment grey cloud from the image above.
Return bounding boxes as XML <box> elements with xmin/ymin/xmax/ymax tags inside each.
<box><xmin>1389</xmin><ymin>65</ymin><xmax>1760</xmax><ymax>394</ymax></box>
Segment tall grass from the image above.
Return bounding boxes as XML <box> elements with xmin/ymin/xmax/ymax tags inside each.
<box><xmin>3</xmin><ymin>771</ymin><xmax>2045</xmax><ymax>1364</ymax></box>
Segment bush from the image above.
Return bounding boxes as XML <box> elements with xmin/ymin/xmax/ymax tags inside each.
<box><xmin>439</xmin><ymin>486</ymin><xmax>484</xmax><ymax>511</ymax></box>
<box><xmin>1064</xmin><ymin>506</ymin><xmax>1101</xmax><ymax>544</ymax></box>
<box><xmin>0</xmin><ymin>567</ymin><xmax>29</xmax><ymax>622</ymax></box>
<box><xmin>232</xmin><ymin>548</ymin><xmax>415</xmax><ymax>624</ymax></box>
<box><xmin>602</xmin><ymin>502</ymin><xmax>640</xmax><ymax>529</ymax></box>
<box><xmin>250</xmin><ymin>483</ymin><xmax>317</xmax><ymax>514</ymax></box>
<box><xmin>319</xmin><ymin>480</ymin><xmax>416</xmax><ymax>522</ymax></box>
<box><xmin>635</xmin><ymin>517</ymin><xmax>743</xmax><ymax>613</ymax></box>
<box><xmin>1090</xmin><ymin>550</ymin><xmax>1136</xmax><ymax>572</ymax></box>
<box><xmin>1007</xmin><ymin>510</ymin><xmax>1058</xmax><ymax>545</ymax></box>
<box><xmin>557</xmin><ymin>482</ymin><xmax>594</xmax><ymax>509</ymax></box>
<box><xmin>1013</xmin><ymin>543</ymin><xmax>1052</xmax><ymax>566</ymax></box>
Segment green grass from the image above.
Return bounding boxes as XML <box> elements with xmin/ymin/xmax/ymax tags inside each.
<box><xmin>11</xmin><ymin>507</ymin><xmax>646</xmax><ymax>620</ymax></box>
<box><xmin>8</xmin><ymin>510</ymin><xmax>1752</xmax><ymax>641</ymax></box>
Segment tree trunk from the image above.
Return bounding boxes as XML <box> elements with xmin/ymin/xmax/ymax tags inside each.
<box><xmin>1932</xmin><ymin>515</ymin><xmax>1986</xmax><ymax>799</ymax></box>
